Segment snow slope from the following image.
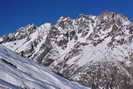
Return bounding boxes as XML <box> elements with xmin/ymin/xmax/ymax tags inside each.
<box><xmin>0</xmin><ymin>45</ymin><xmax>89</xmax><ymax>89</ymax></box>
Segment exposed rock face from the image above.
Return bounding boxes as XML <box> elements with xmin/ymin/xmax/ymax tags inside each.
<box><xmin>1</xmin><ymin>11</ymin><xmax>133</xmax><ymax>89</ymax></box>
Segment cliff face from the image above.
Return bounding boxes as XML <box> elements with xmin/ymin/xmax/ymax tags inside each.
<box><xmin>1</xmin><ymin>11</ymin><xmax>133</xmax><ymax>89</ymax></box>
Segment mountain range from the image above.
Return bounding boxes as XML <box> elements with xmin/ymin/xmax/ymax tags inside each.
<box><xmin>1</xmin><ymin>11</ymin><xmax>133</xmax><ymax>89</ymax></box>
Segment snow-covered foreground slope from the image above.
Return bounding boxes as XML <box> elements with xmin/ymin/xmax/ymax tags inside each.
<box><xmin>0</xmin><ymin>45</ymin><xmax>89</xmax><ymax>89</ymax></box>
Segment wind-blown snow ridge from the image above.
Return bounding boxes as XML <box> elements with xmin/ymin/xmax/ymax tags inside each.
<box><xmin>0</xmin><ymin>45</ymin><xmax>89</xmax><ymax>89</ymax></box>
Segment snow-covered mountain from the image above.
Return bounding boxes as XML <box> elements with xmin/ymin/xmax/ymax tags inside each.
<box><xmin>0</xmin><ymin>45</ymin><xmax>88</xmax><ymax>89</ymax></box>
<box><xmin>1</xmin><ymin>11</ymin><xmax>133</xmax><ymax>89</ymax></box>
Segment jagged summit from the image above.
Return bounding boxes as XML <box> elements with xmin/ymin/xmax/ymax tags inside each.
<box><xmin>17</xmin><ymin>24</ymin><xmax>37</xmax><ymax>31</ymax></box>
<box><xmin>1</xmin><ymin>11</ymin><xmax>133</xmax><ymax>89</ymax></box>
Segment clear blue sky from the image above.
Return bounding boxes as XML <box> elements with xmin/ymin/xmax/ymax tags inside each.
<box><xmin>0</xmin><ymin>0</ymin><xmax>132</xmax><ymax>35</ymax></box>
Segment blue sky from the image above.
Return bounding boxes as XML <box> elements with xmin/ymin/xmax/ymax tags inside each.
<box><xmin>0</xmin><ymin>0</ymin><xmax>132</xmax><ymax>35</ymax></box>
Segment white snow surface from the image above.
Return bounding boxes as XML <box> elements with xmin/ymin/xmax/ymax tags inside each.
<box><xmin>0</xmin><ymin>45</ymin><xmax>89</xmax><ymax>89</ymax></box>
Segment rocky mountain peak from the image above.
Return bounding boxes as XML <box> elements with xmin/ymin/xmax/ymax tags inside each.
<box><xmin>18</xmin><ymin>24</ymin><xmax>37</xmax><ymax>31</ymax></box>
<box><xmin>58</xmin><ymin>16</ymin><xmax>71</xmax><ymax>22</ymax></box>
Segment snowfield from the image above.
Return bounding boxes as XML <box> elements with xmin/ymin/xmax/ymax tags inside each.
<box><xmin>0</xmin><ymin>45</ymin><xmax>89</xmax><ymax>89</ymax></box>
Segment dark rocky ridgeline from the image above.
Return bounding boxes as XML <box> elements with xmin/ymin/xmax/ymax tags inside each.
<box><xmin>1</xmin><ymin>11</ymin><xmax>133</xmax><ymax>89</ymax></box>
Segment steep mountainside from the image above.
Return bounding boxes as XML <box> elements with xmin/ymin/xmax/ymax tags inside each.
<box><xmin>0</xmin><ymin>45</ymin><xmax>88</xmax><ymax>89</ymax></box>
<box><xmin>1</xmin><ymin>11</ymin><xmax>133</xmax><ymax>89</ymax></box>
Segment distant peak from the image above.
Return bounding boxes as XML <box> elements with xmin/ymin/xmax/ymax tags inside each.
<box><xmin>40</xmin><ymin>23</ymin><xmax>51</xmax><ymax>29</ymax></box>
<box><xmin>17</xmin><ymin>24</ymin><xmax>37</xmax><ymax>32</ymax></box>
<box><xmin>58</xmin><ymin>16</ymin><xmax>71</xmax><ymax>22</ymax></box>
<box><xmin>99</xmin><ymin>11</ymin><xmax>129</xmax><ymax>21</ymax></box>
